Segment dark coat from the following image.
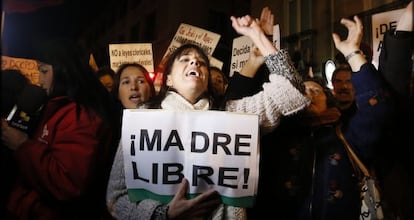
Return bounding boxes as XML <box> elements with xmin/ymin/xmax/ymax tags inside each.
<box><xmin>229</xmin><ymin>63</ymin><xmax>394</xmax><ymax>220</ymax></box>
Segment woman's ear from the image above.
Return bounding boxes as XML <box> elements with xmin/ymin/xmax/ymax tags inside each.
<box><xmin>166</xmin><ymin>75</ymin><xmax>173</xmax><ymax>87</ymax></box>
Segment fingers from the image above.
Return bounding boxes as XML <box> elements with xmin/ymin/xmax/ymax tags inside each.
<box><xmin>230</xmin><ymin>15</ymin><xmax>254</xmax><ymax>27</ymax></box>
<box><xmin>191</xmin><ymin>189</ymin><xmax>219</xmax><ymax>204</ymax></box>
<box><xmin>353</xmin><ymin>15</ymin><xmax>363</xmax><ymax>30</ymax></box>
<box><xmin>340</xmin><ymin>17</ymin><xmax>355</xmax><ymax>30</ymax></box>
<box><xmin>260</xmin><ymin>6</ymin><xmax>273</xmax><ymax>23</ymax></box>
<box><xmin>260</xmin><ymin>6</ymin><xmax>268</xmax><ymax>21</ymax></box>
<box><xmin>340</xmin><ymin>16</ymin><xmax>362</xmax><ymax>32</ymax></box>
<box><xmin>194</xmin><ymin>193</ymin><xmax>221</xmax><ymax>210</ymax></box>
<box><xmin>331</xmin><ymin>33</ymin><xmax>341</xmax><ymax>47</ymax></box>
<box><xmin>238</xmin><ymin>15</ymin><xmax>253</xmax><ymax>26</ymax></box>
<box><xmin>175</xmin><ymin>178</ymin><xmax>189</xmax><ymax>200</ymax></box>
<box><xmin>187</xmin><ymin>189</ymin><xmax>221</xmax><ymax>217</ymax></box>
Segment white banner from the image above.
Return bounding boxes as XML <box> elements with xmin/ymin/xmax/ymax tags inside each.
<box><xmin>122</xmin><ymin>109</ymin><xmax>259</xmax><ymax>207</ymax></box>
<box><xmin>371</xmin><ymin>8</ymin><xmax>404</xmax><ymax>69</ymax></box>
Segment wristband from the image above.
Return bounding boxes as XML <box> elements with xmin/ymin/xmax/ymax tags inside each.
<box><xmin>345</xmin><ymin>50</ymin><xmax>363</xmax><ymax>61</ymax></box>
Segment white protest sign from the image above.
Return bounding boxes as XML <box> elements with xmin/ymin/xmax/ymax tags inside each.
<box><xmin>109</xmin><ymin>43</ymin><xmax>154</xmax><ymax>72</ymax></box>
<box><xmin>122</xmin><ymin>109</ymin><xmax>259</xmax><ymax>207</ymax></box>
<box><xmin>230</xmin><ymin>24</ymin><xmax>280</xmax><ymax>76</ymax></box>
<box><xmin>230</xmin><ymin>35</ymin><xmax>254</xmax><ymax>77</ymax></box>
<box><xmin>371</xmin><ymin>8</ymin><xmax>404</xmax><ymax>69</ymax></box>
<box><xmin>2</xmin><ymin>56</ymin><xmax>40</xmax><ymax>85</ymax></box>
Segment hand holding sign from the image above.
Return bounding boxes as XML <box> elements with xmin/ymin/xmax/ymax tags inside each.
<box><xmin>167</xmin><ymin>178</ymin><xmax>221</xmax><ymax>219</ymax></box>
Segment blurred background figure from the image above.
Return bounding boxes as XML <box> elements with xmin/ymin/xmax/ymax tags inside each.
<box><xmin>1</xmin><ymin>38</ymin><xmax>120</xmax><ymax>220</ymax></box>
<box><xmin>210</xmin><ymin>66</ymin><xmax>228</xmax><ymax>104</ymax></box>
<box><xmin>1</xmin><ymin>69</ymin><xmax>31</xmax><ymax>219</ymax></box>
<box><xmin>96</xmin><ymin>66</ymin><xmax>116</xmax><ymax>92</ymax></box>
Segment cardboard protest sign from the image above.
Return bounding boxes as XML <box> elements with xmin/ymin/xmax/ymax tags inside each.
<box><xmin>109</xmin><ymin>43</ymin><xmax>154</xmax><ymax>72</ymax></box>
<box><xmin>122</xmin><ymin>109</ymin><xmax>259</xmax><ymax>207</ymax></box>
<box><xmin>371</xmin><ymin>8</ymin><xmax>404</xmax><ymax>69</ymax></box>
<box><xmin>2</xmin><ymin>56</ymin><xmax>40</xmax><ymax>85</ymax></box>
<box><xmin>210</xmin><ymin>57</ymin><xmax>223</xmax><ymax>70</ymax></box>
<box><xmin>157</xmin><ymin>23</ymin><xmax>221</xmax><ymax>71</ymax></box>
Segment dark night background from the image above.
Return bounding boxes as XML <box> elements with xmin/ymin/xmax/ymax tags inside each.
<box><xmin>2</xmin><ymin>0</ymin><xmax>105</xmax><ymax>60</ymax></box>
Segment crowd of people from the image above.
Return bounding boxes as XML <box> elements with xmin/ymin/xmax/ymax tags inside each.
<box><xmin>1</xmin><ymin>2</ymin><xmax>413</xmax><ymax>220</ymax></box>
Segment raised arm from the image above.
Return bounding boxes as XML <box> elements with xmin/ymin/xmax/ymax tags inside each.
<box><xmin>332</xmin><ymin>16</ymin><xmax>366</xmax><ymax>72</ymax></box>
<box><xmin>226</xmin><ymin>14</ymin><xmax>309</xmax><ymax>134</ymax></box>
<box><xmin>230</xmin><ymin>15</ymin><xmax>277</xmax><ymax>56</ymax></box>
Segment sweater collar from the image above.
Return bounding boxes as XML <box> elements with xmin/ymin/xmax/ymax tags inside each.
<box><xmin>161</xmin><ymin>91</ymin><xmax>210</xmax><ymax>110</ymax></box>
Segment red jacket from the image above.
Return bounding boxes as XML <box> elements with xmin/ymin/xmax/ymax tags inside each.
<box><xmin>6</xmin><ymin>96</ymin><xmax>113</xmax><ymax>220</ymax></box>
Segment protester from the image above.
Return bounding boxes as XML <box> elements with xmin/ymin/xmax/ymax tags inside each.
<box><xmin>209</xmin><ymin>66</ymin><xmax>228</xmax><ymax>104</ymax></box>
<box><xmin>111</xmin><ymin>63</ymin><xmax>156</xmax><ymax>110</ymax></box>
<box><xmin>376</xmin><ymin>2</ymin><xmax>413</xmax><ymax>219</ymax></box>
<box><xmin>1</xmin><ymin>69</ymin><xmax>31</xmax><ymax>219</ymax></box>
<box><xmin>1</xmin><ymin>38</ymin><xmax>120</xmax><ymax>220</ymax></box>
<box><xmin>233</xmin><ymin>15</ymin><xmax>395</xmax><ymax>220</ymax></box>
<box><xmin>331</xmin><ymin>65</ymin><xmax>355</xmax><ymax>112</ymax></box>
<box><xmin>106</xmin><ymin>12</ymin><xmax>310</xmax><ymax>219</ymax></box>
<box><xmin>97</xmin><ymin>66</ymin><xmax>116</xmax><ymax>92</ymax></box>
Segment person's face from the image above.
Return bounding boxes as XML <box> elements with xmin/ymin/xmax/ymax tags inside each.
<box><xmin>210</xmin><ymin>69</ymin><xmax>226</xmax><ymax>96</ymax></box>
<box><xmin>332</xmin><ymin>70</ymin><xmax>355</xmax><ymax>109</ymax></box>
<box><xmin>99</xmin><ymin>74</ymin><xmax>114</xmax><ymax>92</ymax></box>
<box><xmin>166</xmin><ymin>49</ymin><xmax>209</xmax><ymax>103</ymax></box>
<box><xmin>304</xmin><ymin>81</ymin><xmax>327</xmax><ymax>115</ymax></box>
<box><xmin>118</xmin><ymin>66</ymin><xmax>152</xmax><ymax>109</ymax></box>
<box><xmin>38</xmin><ymin>62</ymin><xmax>53</xmax><ymax>95</ymax></box>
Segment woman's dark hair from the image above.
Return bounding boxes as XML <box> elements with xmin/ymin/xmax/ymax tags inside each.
<box><xmin>96</xmin><ymin>66</ymin><xmax>115</xmax><ymax>80</ymax></box>
<box><xmin>210</xmin><ymin>66</ymin><xmax>229</xmax><ymax>85</ymax></box>
<box><xmin>150</xmin><ymin>44</ymin><xmax>218</xmax><ymax>108</ymax></box>
<box><xmin>303</xmin><ymin>75</ymin><xmax>337</xmax><ymax>108</ymax></box>
<box><xmin>33</xmin><ymin>38</ymin><xmax>118</xmax><ymax>124</ymax></box>
<box><xmin>111</xmin><ymin>62</ymin><xmax>156</xmax><ymax>109</ymax></box>
<box><xmin>1</xmin><ymin>69</ymin><xmax>30</xmax><ymax>117</ymax></box>
<box><xmin>331</xmin><ymin>65</ymin><xmax>352</xmax><ymax>83</ymax></box>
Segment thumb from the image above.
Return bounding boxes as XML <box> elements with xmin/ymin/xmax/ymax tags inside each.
<box><xmin>175</xmin><ymin>178</ymin><xmax>189</xmax><ymax>200</ymax></box>
<box><xmin>332</xmin><ymin>33</ymin><xmax>341</xmax><ymax>48</ymax></box>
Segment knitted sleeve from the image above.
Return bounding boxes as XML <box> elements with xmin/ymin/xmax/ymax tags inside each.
<box><xmin>225</xmin><ymin>50</ymin><xmax>310</xmax><ymax>134</ymax></box>
<box><xmin>106</xmin><ymin>142</ymin><xmax>168</xmax><ymax>220</ymax></box>
<box><xmin>264</xmin><ymin>49</ymin><xmax>306</xmax><ymax>93</ymax></box>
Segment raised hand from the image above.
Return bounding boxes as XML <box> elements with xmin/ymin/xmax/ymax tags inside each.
<box><xmin>332</xmin><ymin>15</ymin><xmax>363</xmax><ymax>56</ymax></box>
<box><xmin>239</xmin><ymin>46</ymin><xmax>265</xmax><ymax>78</ymax></box>
<box><xmin>167</xmin><ymin>178</ymin><xmax>221</xmax><ymax>220</ymax></box>
<box><xmin>332</xmin><ymin>15</ymin><xmax>366</xmax><ymax>71</ymax></box>
<box><xmin>230</xmin><ymin>15</ymin><xmax>262</xmax><ymax>39</ymax></box>
<box><xmin>1</xmin><ymin>119</ymin><xmax>28</xmax><ymax>150</ymax></box>
<box><xmin>230</xmin><ymin>15</ymin><xmax>276</xmax><ymax>57</ymax></box>
<box><xmin>259</xmin><ymin>6</ymin><xmax>274</xmax><ymax>35</ymax></box>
